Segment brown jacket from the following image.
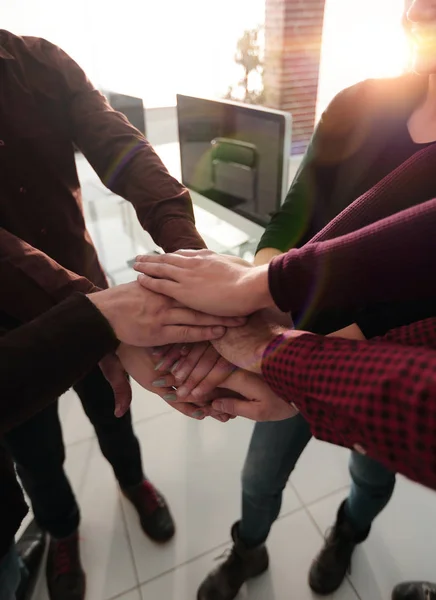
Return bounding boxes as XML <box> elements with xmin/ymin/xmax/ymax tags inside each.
<box><xmin>0</xmin><ymin>29</ymin><xmax>205</xmax><ymax>305</ymax></box>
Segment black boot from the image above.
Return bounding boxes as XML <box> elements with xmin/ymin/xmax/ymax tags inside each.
<box><xmin>309</xmin><ymin>501</ymin><xmax>370</xmax><ymax>595</ymax></box>
<box><xmin>197</xmin><ymin>522</ymin><xmax>269</xmax><ymax>600</ymax></box>
<box><xmin>16</xmin><ymin>520</ymin><xmax>46</xmax><ymax>600</ymax></box>
<box><xmin>392</xmin><ymin>581</ymin><xmax>436</xmax><ymax>600</ymax></box>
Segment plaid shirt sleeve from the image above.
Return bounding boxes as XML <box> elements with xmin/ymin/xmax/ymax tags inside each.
<box><xmin>261</xmin><ymin>317</ymin><xmax>436</xmax><ymax>490</ymax></box>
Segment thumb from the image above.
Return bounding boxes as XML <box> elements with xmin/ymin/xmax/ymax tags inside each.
<box><xmin>212</xmin><ymin>397</ymin><xmax>259</xmax><ymax>419</ymax></box>
<box><xmin>99</xmin><ymin>354</ymin><xmax>132</xmax><ymax>417</ymax></box>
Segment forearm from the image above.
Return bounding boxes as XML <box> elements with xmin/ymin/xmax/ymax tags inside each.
<box><xmin>261</xmin><ymin>319</ymin><xmax>436</xmax><ymax>488</ymax></box>
<box><xmin>0</xmin><ymin>294</ymin><xmax>117</xmax><ymax>434</ymax></box>
<box><xmin>0</xmin><ymin>227</ymin><xmax>98</xmax><ymax>323</ymax></box>
<box><xmin>269</xmin><ymin>197</ymin><xmax>436</xmax><ymax>315</ymax></box>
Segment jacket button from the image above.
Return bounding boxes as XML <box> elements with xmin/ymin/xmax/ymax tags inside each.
<box><xmin>0</xmin><ymin>140</ymin><xmax>5</xmax><ymax>146</ymax></box>
<box><xmin>41</xmin><ymin>228</ymin><xmax>47</xmax><ymax>235</ymax></box>
<box><xmin>353</xmin><ymin>443</ymin><xmax>366</xmax><ymax>455</ymax></box>
<box><xmin>19</xmin><ymin>187</ymin><xmax>26</xmax><ymax>194</ymax></box>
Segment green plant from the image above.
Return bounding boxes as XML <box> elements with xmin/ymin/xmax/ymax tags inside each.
<box><xmin>226</xmin><ymin>25</ymin><xmax>265</xmax><ymax>105</ymax></box>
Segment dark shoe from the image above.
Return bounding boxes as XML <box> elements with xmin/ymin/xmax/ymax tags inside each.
<box><xmin>197</xmin><ymin>522</ymin><xmax>269</xmax><ymax>600</ymax></box>
<box><xmin>123</xmin><ymin>480</ymin><xmax>175</xmax><ymax>542</ymax></box>
<box><xmin>309</xmin><ymin>501</ymin><xmax>370</xmax><ymax>595</ymax></box>
<box><xmin>392</xmin><ymin>581</ymin><xmax>436</xmax><ymax>600</ymax></box>
<box><xmin>16</xmin><ymin>520</ymin><xmax>47</xmax><ymax>600</ymax></box>
<box><xmin>46</xmin><ymin>532</ymin><xmax>86</xmax><ymax>600</ymax></box>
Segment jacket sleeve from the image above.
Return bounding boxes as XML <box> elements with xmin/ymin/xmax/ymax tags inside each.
<box><xmin>0</xmin><ymin>294</ymin><xmax>118</xmax><ymax>435</ymax></box>
<box><xmin>0</xmin><ymin>227</ymin><xmax>97</xmax><ymax>323</ymax></box>
<box><xmin>268</xmin><ymin>197</ymin><xmax>436</xmax><ymax>315</ymax></box>
<box><xmin>37</xmin><ymin>39</ymin><xmax>206</xmax><ymax>253</ymax></box>
<box><xmin>261</xmin><ymin>317</ymin><xmax>436</xmax><ymax>490</ymax></box>
<box><xmin>256</xmin><ymin>85</ymin><xmax>362</xmax><ymax>254</ymax></box>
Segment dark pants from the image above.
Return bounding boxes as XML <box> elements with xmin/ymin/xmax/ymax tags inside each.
<box><xmin>4</xmin><ymin>366</ymin><xmax>143</xmax><ymax>539</ymax></box>
<box><xmin>239</xmin><ymin>415</ymin><xmax>396</xmax><ymax>547</ymax></box>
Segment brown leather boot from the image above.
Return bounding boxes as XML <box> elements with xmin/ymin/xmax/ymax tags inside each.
<box><xmin>309</xmin><ymin>501</ymin><xmax>370</xmax><ymax>595</ymax></box>
<box><xmin>46</xmin><ymin>531</ymin><xmax>85</xmax><ymax>600</ymax></box>
<box><xmin>392</xmin><ymin>581</ymin><xmax>436</xmax><ymax>600</ymax></box>
<box><xmin>197</xmin><ymin>522</ymin><xmax>269</xmax><ymax>600</ymax></box>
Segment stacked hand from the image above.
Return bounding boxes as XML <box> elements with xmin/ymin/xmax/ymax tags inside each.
<box><xmin>85</xmin><ymin>252</ymin><xmax>315</xmax><ymax>423</ymax></box>
<box><xmin>130</xmin><ymin>250</ymin><xmax>300</xmax><ymax>421</ymax></box>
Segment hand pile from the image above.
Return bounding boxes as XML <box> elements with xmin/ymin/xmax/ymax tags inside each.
<box><xmin>88</xmin><ymin>250</ymin><xmax>301</xmax><ymax>423</ymax></box>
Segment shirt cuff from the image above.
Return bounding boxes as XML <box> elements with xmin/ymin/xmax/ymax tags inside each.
<box><xmin>261</xmin><ymin>331</ymin><xmax>315</xmax><ymax>401</ymax></box>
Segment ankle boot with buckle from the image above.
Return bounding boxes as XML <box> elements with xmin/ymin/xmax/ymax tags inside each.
<box><xmin>197</xmin><ymin>522</ymin><xmax>269</xmax><ymax>600</ymax></box>
<box><xmin>309</xmin><ymin>500</ymin><xmax>370</xmax><ymax>595</ymax></box>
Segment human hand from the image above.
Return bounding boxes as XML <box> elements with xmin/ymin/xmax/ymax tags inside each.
<box><xmin>87</xmin><ymin>281</ymin><xmax>246</xmax><ymax>347</ymax></box>
<box><xmin>99</xmin><ymin>353</ymin><xmax>132</xmax><ymax>418</ymax></box>
<box><xmin>153</xmin><ymin>342</ymin><xmax>236</xmax><ymax>400</ymax></box>
<box><xmin>212</xmin><ymin>369</ymin><xmax>298</xmax><ymax>422</ymax></box>
<box><xmin>211</xmin><ymin>310</ymin><xmax>297</xmax><ymax>373</ymax></box>
<box><xmin>328</xmin><ymin>323</ymin><xmax>366</xmax><ymax>340</ymax></box>
<box><xmin>134</xmin><ymin>249</ymin><xmax>273</xmax><ymax>317</ymax></box>
<box><xmin>116</xmin><ymin>344</ymin><xmax>234</xmax><ymax>422</ymax></box>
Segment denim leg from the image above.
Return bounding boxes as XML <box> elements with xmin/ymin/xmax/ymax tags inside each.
<box><xmin>0</xmin><ymin>545</ymin><xmax>21</xmax><ymax>600</ymax></box>
<box><xmin>344</xmin><ymin>451</ymin><xmax>396</xmax><ymax>534</ymax></box>
<box><xmin>239</xmin><ymin>414</ymin><xmax>312</xmax><ymax>547</ymax></box>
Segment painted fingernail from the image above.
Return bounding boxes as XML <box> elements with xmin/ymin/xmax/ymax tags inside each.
<box><xmin>177</xmin><ymin>386</ymin><xmax>188</xmax><ymax>398</ymax></box>
<box><xmin>154</xmin><ymin>360</ymin><xmax>165</xmax><ymax>371</ymax></box>
<box><xmin>152</xmin><ymin>379</ymin><xmax>167</xmax><ymax>387</ymax></box>
<box><xmin>152</xmin><ymin>348</ymin><xmax>163</xmax><ymax>356</ymax></box>
<box><xmin>171</xmin><ymin>361</ymin><xmax>180</xmax><ymax>374</ymax></box>
<box><xmin>192</xmin><ymin>410</ymin><xmax>204</xmax><ymax>419</ymax></box>
<box><xmin>164</xmin><ymin>393</ymin><xmax>177</xmax><ymax>402</ymax></box>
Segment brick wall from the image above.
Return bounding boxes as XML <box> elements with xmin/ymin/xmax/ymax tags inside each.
<box><xmin>264</xmin><ymin>0</ymin><xmax>326</xmax><ymax>155</ymax></box>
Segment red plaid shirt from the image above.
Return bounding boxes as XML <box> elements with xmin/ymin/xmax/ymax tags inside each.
<box><xmin>262</xmin><ymin>317</ymin><xmax>436</xmax><ymax>490</ymax></box>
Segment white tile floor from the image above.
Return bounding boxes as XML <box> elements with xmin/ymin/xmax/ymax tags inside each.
<box><xmin>26</xmin><ymin>148</ymin><xmax>436</xmax><ymax>600</ymax></box>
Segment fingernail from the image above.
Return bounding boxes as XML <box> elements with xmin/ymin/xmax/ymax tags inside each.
<box><xmin>170</xmin><ymin>360</ymin><xmax>180</xmax><ymax>374</ymax></box>
<box><xmin>152</xmin><ymin>348</ymin><xmax>162</xmax><ymax>356</ymax></box>
<box><xmin>212</xmin><ymin>400</ymin><xmax>223</xmax><ymax>412</ymax></box>
<box><xmin>152</xmin><ymin>379</ymin><xmax>167</xmax><ymax>387</ymax></box>
<box><xmin>192</xmin><ymin>410</ymin><xmax>204</xmax><ymax>419</ymax></box>
<box><xmin>164</xmin><ymin>393</ymin><xmax>177</xmax><ymax>402</ymax></box>
<box><xmin>177</xmin><ymin>386</ymin><xmax>188</xmax><ymax>398</ymax></box>
<box><xmin>154</xmin><ymin>360</ymin><xmax>165</xmax><ymax>371</ymax></box>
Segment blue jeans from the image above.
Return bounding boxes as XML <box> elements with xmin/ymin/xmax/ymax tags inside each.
<box><xmin>0</xmin><ymin>545</ymin><xmax>21</xmax><ymax>600</ymax></box>
<box><xmin>239</xmin><ymin>414</ymin><xmax>396</xmax><ymax>547</ymax></box>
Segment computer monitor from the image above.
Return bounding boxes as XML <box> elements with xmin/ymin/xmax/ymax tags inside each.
<box><xmin>177</xmin><ymin>95</ymin><xmax>291</xmax><ymax>226</ymax></box>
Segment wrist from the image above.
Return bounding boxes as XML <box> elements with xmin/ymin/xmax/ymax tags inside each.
<box><xmin>253</xmin><ymin>247</ymin><xmax>282</xmax><ymax>267</ymax></box>
<box><xmin>246</xmin><ymin>264</ymin><xmax>275</xmax><ymax>311</ymax></box>
<box><xmin>87</xmin><ymin>290</ymin><xmax>118</xmax><ymax>335</ymax></box>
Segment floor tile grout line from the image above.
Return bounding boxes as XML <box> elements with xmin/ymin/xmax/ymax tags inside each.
<box><xmin>118</xmin><ymin>488</ymin><xmax>353</xmax><ymax>591</ymax></box>
<box><xmin>107</xmin><ymin>584</ymin><xmax>141</xmax><ymax>600</ymax></box>
<box><xmin>118</xmin><ymin>494</ymin><xmax>142</xmax><ymax>596</ymax></box>
<box><xmin>64</xmin><ymin>410</ymin><xmax>173</xmax><ymax>449</ymax></box>
<box><xmin>136</xmin><ymin>504</ymin><xmax>309</xmax><ymax>589</ymax></box>
<box><xmin>289</xmin><ymin>481</ymin><xmax>350</xmax><ymax>511</ymax></box>
<box><xmin>299</xmin><ymin>492</ymin><xmax>364</xmax><ymax>600</ymax></box>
